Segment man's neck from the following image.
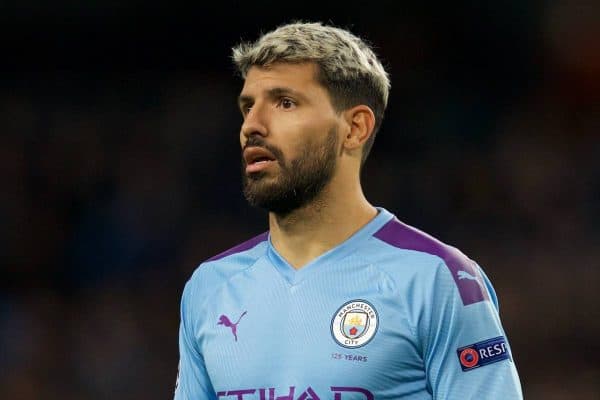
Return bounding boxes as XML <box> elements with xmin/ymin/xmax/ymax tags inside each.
<box><xmin>268</xmin><ymin>190</ymin><xmax>377</xmax><ymax>269</ymax></box>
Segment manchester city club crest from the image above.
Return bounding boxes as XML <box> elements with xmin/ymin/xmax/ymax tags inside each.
<box><xmin>331</xmin><ymin>300</ymin><xmax>378</xmax><ymax>348</ymax></box>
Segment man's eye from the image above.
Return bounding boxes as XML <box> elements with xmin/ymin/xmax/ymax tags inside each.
<box><xmin>279</xmin><ymin>98</ymin><xmax>295</xmax><ymax>109</ymax></box>
<box><xmin>241</xmin><ymin>105</ymin><xmax>252</xmax><ymax>116</ymax></box>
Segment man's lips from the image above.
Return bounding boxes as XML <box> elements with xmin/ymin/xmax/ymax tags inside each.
<box><xmin>243</xmin><ymin>146</ymin><xmax>277</xmax><ymax>173</ymax></box>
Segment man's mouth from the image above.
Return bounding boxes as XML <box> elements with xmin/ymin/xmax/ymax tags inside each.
<box><xmin>243</xmin><ymin>147</ymin><xmax>277</xmax><ymax>173</ymax></box>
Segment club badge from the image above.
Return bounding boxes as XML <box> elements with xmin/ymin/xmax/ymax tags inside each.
<box><xmin>331</xmin><ymin>300</ymin><xmax>378</xmax><ymax>348</ymax></box>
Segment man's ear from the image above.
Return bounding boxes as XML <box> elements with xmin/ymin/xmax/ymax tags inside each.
<box><xmin>342</xmin><ymin>105</ymin><xmax>375</xmax><ymax>151</ymax></box>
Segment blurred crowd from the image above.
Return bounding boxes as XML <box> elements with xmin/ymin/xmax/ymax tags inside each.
<box><xmin>1</xmin><ymin>1</ymin><xmax>599</xmax><ymax>399</ymax></box>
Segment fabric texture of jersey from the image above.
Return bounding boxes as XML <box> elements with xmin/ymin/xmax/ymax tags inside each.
<box><xmin>175</xmin><ymin>208</ymin><xmax>523</xmax><ymax>399</ymax></box>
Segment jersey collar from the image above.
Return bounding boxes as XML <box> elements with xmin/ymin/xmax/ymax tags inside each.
<box><xmin>266</xmin><ymin>207</ymin><xmax>395</xmax><ymax>285</ymax></box>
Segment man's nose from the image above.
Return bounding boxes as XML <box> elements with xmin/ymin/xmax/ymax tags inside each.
<box><xmin>241</xmin><ymin>103</ymin><xmax>268</xmax><ymax>139</ymax></box>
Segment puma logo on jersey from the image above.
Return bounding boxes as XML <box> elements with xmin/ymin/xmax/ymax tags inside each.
<box><xmin>457</xmin><ymin>270</ymin><xmax>479</xmax><ymax>281</ymax></box>
<box><xmin>218</xmin><ymin>311</ymin><xmax>247</xmax><ymax>342</ymax></box>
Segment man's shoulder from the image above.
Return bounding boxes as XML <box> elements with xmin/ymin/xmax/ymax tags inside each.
<box><xmin>371</xmin><ymin>216</ymin><xmax>489</xmax><ymax>305</ymax></box>
<box><xmin>205</xmin><ymin>231</ymin><xmax>269</xmax><ymax>263</ymax></box>
<box><xmin>187</xmin><ymin>231</ymin><xmax>269</xmax><ymax>288</ymax></box>
<box><xmin>371</xmin><ymin>217</ymin><xmax>471</xmax><ymax>268</ymax></box>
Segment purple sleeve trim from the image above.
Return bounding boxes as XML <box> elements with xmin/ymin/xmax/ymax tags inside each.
<box><xmin>373</xmin><ymin>219</ymin><xmax>488</xmax><ymax>305</ymax></box>
<box><xmin>206</xmin><ymin>232</ymin><xmax>269</xmax><ymax>262</ymax></box>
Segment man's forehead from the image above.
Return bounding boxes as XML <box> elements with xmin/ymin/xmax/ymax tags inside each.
<box><xmin>242</xmin><ymin>62</ymin><xmax>320</xmax><ymax>93</ymax></box>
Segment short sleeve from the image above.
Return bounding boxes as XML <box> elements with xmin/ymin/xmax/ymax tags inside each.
<box><xmin>422</xmin><ymin>262</ymin><xmax>523</xmax><ymax>399</ymax></box>
<box><xmin>174</xmin><ymin>280</ymin><xmax>217</xmax><ymax>400</ymax></box>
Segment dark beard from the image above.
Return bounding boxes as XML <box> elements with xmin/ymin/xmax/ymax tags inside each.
<box><xmin>242</xmin><ymin>128</ymin><xmax>338</xmax><ymax>217</ymax></box>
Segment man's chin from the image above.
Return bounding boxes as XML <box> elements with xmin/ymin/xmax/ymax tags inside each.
<box><xmin>246</xmin><ymin>198</ymin><xmax>300</xmax><ymax>216</ymax></box>
<box><xmin>244</xmin><ymin>179</ymin><xmax>275</xmax><ymax>200</ymax></box>
<box><xmin>245</xmin><ymin>170</ymin><xmax>269</xmax><ymax>179</ymax></box>
<box><xmin>243</xmin><ymin>182</ymin><xmax>293</xmax><ymax>212</ymax></box>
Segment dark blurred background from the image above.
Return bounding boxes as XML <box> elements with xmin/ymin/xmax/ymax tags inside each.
<box><xmin>1</xmin><ymin>1</ymin><xmax>598</xmax><ymax>399</ymax></box>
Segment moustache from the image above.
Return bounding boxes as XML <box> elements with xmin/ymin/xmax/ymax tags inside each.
<box><xmin>242</xmin><ymin>136</ymin><xmax>285</xmax><ymax>164</ymax></box>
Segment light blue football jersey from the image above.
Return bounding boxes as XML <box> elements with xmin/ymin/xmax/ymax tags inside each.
<box><xmin>175</xmin><ymin>208</ymin><xmax>523</xmax><ymax>399</ymax></box>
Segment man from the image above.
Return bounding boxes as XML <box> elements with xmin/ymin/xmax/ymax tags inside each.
<box><xmin>175</xmin><ymin>22</ymin><xmax>523</xmax><ymax>399</ymax></box>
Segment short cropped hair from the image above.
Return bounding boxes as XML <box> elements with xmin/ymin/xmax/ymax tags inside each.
<box><xmin>232</xmin><ymin>22</ymin><xmax>390</xmax><ymax>164</ymax></box>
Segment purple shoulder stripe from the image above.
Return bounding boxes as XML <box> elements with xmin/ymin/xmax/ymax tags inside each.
<box><xmin>206</xmin><ymin>232</ymin><xmax>269</xmax><ymax>262</ymax></box>
<box><xmin>373</xmin><ymin>219</ymin><xmax>488</xmax><ymax>306</ymax></box>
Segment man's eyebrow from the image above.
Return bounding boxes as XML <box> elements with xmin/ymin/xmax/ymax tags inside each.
<box><xmin>238</xmin><ymin>87</ymin><xmax>306</xmax><ymax>108</ymax></box>
<box><xmin>265</xmin><ymin>87</ymin><xmax>305</xmax><ymax>100</ymax></box>
<box><xmin>238</xmin><ymin>94</ymin><xmax>253</xmax><ymax>109</ymax></box>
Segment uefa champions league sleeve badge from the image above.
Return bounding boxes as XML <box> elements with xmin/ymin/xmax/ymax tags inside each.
<box><xmin>331</xmin><ymin>300</ymin><xmax>379</xmax><ymax>348</ymax></box>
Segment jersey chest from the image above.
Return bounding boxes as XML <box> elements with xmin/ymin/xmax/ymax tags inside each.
<box><xmin>199</xmin><ymin>260</ymin><xmax>427</xmax><ymax>399</ymax></box>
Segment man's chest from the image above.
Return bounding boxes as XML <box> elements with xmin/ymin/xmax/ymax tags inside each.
<box><xmin>198</xmin><ymin>263</ymin><xmax>427</xmax><ymax>399</ymax></box>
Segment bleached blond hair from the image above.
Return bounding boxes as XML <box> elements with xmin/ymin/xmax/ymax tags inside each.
<box><xmin>232</xmin><ymin>22</ymin><xmax>390</xmax><ymax>163</ymax></box>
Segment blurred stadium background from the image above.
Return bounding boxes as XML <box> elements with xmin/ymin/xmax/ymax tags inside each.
<box><xmin>1</xmin><ymin>1</ymin><xmax>598</xmax><ymax>398</ymax></box>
